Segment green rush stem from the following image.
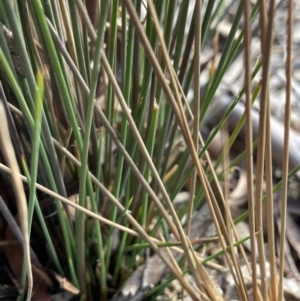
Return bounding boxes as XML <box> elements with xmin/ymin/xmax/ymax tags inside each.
<box><xmin>113</xmin><ymin>184</ymin><xmax>132</xmax><ymax>280</ymax></box>
<box><xmin>126</xmin><ymin>1</ymin><xmax>164</xmax><ymax>211</ymax></box>
<box><xmin>171</xmin><ymin>0</ymin><xmax>191</xmax><ymax>72</ymax></box>
<box><xmin>201</xmin><ymin>0</ymin><xmax>216</xmax><ymax>47</ymax></box>
<box><xmin>105</xmin><ymin>0</ymin><xmax>119</xmax><ymax>186</ymax></box>
<box><xmin>179</xmin><ymin>0</ymin><xmax>215</xmax><ymax>90</ymax></box>
<box><xmin>121</xmin><ymin>2</ymin><xmax>127</xmax><ymax>94</ymax></box>
<box><xmin>95</xmin><ymin>128</ymin><xmax>104</xmax><ymax>210</ymax></box>
<box><xmin>67</xmin><ymin>1</ymin><xmax>91</xmax><ymax>134</ymax></box>
<box><xmin>141</xmin><ymin>101</ymin><xmax>159</xmax><ymax>228</ymax></box>
<box><xmin>105</xmin><ymin>0</ymin><xmax>136</xmax><ymax>274</ymax></box>
<box><xmin>27</xmin><ymin>70</ymin><xmax>44</xmax><ymax>233</ymax></box>
<box><xmin>30</xmin><ymin>0</ymin><xmax>83</xmax><ymax>150</ymax></box>
<box><xmin>186</xmin><ymin>0</ymin><xmax>201</xmax><ymax>240</ymax></box>
<box><xmin>68</xmin><ymin>0</ymin><xmax>88</xmax><ymax>83</ymax></box>
<box><xmin>155</xmin><ymin>0</ymin><xmax>189</xmax><ymax>179</ymax></box>
<box><xmin>131</xmin><ymin>0</ymin><xmax>141</xmax><ymax>111</ymax></box>
<box><xmin>154</xmin><ymin>0</ymin><xmax>176</xmax><ymax>169</ymax></box>
<box><xmin>77</xmin><ymin>0</ymin><xmax>109</xmax><ymax>296</ymax></box>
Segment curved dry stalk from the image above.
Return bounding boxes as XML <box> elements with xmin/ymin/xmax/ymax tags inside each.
<box><xmin>0</xmin><ymin>102</ymin><xmax>32</xmax><ymax>301</ymax></box>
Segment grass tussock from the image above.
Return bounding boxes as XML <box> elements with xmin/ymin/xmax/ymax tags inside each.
<box><xmin>0</xmin><ymin>0</ymin><xmax>298</xmax><ymax>300</ymax></box>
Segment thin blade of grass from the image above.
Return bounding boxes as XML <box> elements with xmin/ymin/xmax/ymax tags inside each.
<box><xmin>27</xmin><ymin>70</ymin><xmax>44</xmax><ymax>233</ymax></box>
<box><xmin>141</xmin><ymin>100</ymin><xmax>159</xmax><ymax>227</ymax></box>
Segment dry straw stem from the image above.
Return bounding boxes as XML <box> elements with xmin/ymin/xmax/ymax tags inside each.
<box><xmin>222</xmin><ymin>128</ymin><xmax>248</xmax><ymax>301</ymax></box>
<box><xmin>0</xmin><ymin>102</ymin><xmax>32</xmax><ymax>301</ymax></box>
<box><xmin>243</xmin><ymin>0</ymin><xmax>260</xmax><ymax>299</ymax></box>
<box><xmin>186</xmin><ymin>0</ymin><xmax>201</xmax><ymax>244</ymax></box>
<box><xmin>175</xmin><ymin>41</ymin><xmax>252</xmax><ymax>298</ymax></box>
<box><xmin>179</xmin><ymin>74</ymin><xmax>251</xmax><ymax>299</ymax></box>
<box><xmin>188</xmin><ymin>239</ymin><xmax>223</xmax><ymax>301</ymax></box>
<box><xmin>264</xmin><ymin>5</ymin><xmax>277</xmax><ymax>300</ymax></box>
<box><xmin>256</xmin><ymin>1</ymin><xmax>277</xmax><ymax>300</ymax></box>
<box><xmin>278</xmin><ymin>0</ymin><xmax>294</xmax><ymax>299</ymax></box>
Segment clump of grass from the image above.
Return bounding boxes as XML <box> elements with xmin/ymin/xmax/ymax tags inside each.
<box><xmin>0</xmin><ymin>0</ymin><xmax>295</xmax><ymax>300</ymax></box>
